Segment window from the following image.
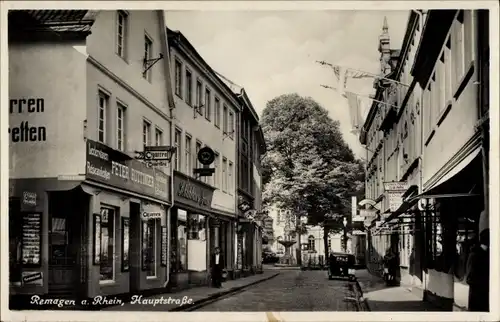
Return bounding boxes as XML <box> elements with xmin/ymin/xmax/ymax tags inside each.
<box><xmin>438</xmin><ymin>55</ymin><xmax>446</xmax><ymax>112</ymax></box>
<box><xmin>155</xmin><ymin>128</ymin><xmax>163</xmax><ymax>146</ymax></box>
<box><xmin>229</xmin><ymin>111</ymin><xmax>234</xmax><ymax>138</ymax></box>
<box><xmin>463</xmin><ymin>10</ymin><xmax>475</xmax><ymax>67</ymax></box>
<box><xmin>214</xmin><ymin>97</ymin><xmax>221</xmax><ymax>128</ymax></box>
<box><xmin>242</xmin><ymin>119</ymin><xmax>248</xmax><ymax>140</ymax></box>
<box><xmin>174</xmin><ymin>209</ymin><xmax>188</xmax><ymax>272</ymax></box>
<box><xmin>277</xmin><ymin>210</ymin><xmax>281</xmax><ymax>224</ymax></box>
<box><xmin>99</xmin><ymin>207</ymin><xmax>115</xmax><ymax>282</ymax></box>
<box><xmin>143</xmin><ymin>120</ymin><xmax>151</xmax><ymax>147</ymax></box>
<box><xmin>175</xmin><ymin>59</ymin><xmax>182</xmax><ymax>97</ymax></box>
<box><xmin>143</xmin><ymin>35</ymin><xmax>153</xmax><ymax>81</ymax></box>
<box><xmin>142</xmin><ymin>219</ymin><xmax>157</xmax><ymax>277</ymax></box>
<box><xmin>444</xmin><ymin>39</ymin><xmax>453</xmax><ymax>103</ymax></box>
<box><xmin>185</xmin><ymin>135</ymin><xmax>192</xmax><ymax>176</ymax></box>
<box><xmin>185</xmin><ymin>69</ymin><xmax>192</xmax><ymax>106</ymax></box>
<box><xmin>222</xmin><ymin>157</ymin><xmax>228</xmax><ymax>192</ymax></box>
<box><xmin>205</xmin><ymin>88</ymin><xmax>211</xmax><ymax>121</ymax></box>
<box><xmin>223</xmin><ymin>104</ymin><xmax>228</xmax><ymax>133</ymax></box>
<box><xmin>214</xmin><ymin>152</ymin><xmax>220</xmax><ymax>188</ymax></box>
<box><xmin>98</xmin><ymin>91</ymin><xmax>108</xmax><ymax>144</ymax></box>
<box><xmin>451</xmin><ymin>16</ymin><xmax>465</xmax><ymax>91</ymax></box>
<box><xmin>228</xmin><ymin>161</ymin><xmax>233</xmax><ymax>194</ymax></box>
<box><xmin>308</xmin><ymin>235</ymin><xmax>315</xmax><ymax>252</ymax></box>
<box><xmin>196</xmin><ymin>141</ymin><xmax>202</xmax><ymax>169</ymax></box>
<box><xmin>328</xmin><ymin>239</ymin><xmax>332</xmax><ymax>251</ymax></box>
<box><xmin>116</xmin><ymin>103</ymin><xmax>125</xmax><ymax>151</ymax></box>
<box><xmin>196</xmin><ymin>80</ymin><xmax>203</xmax><ymax>114</ymax></box>
<box><xmin>9</xmin><ymin>199</ymin><xmax>22</xmax><ymax>284</ymax></box>
<box><xmin>174</xmin><ymin>128</ymin><xmax>181</xmax><ymax>171</ymax></box>
<box><xmin>116</xmin><ymin>11</ymin><xmax>128</xmax><ymax>59</ymax></box>
<box><xmin>187</xmin><ymin>214</ymin><xmax>206</xmax><ymax>241</ymax></box>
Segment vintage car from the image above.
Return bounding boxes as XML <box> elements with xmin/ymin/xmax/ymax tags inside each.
<box><xmin>327</xmin><ymin>251</ymin><xmax>356</xmax><ymax>281</ymax></box>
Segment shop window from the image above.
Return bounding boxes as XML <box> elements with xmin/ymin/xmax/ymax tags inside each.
<box><xmin>9</xmin><ymin>198</ymin><xmax>22</xmax><ymax>284</ymax></box>
<box><xmin>177</xmin><ymin>209</ymin><xmax>188</xmax><ymax>271</ymax></box>
<box><xmin>454</xmin><ymin>211</ymin><xmax>480</xmax><ymax>283</ymax></box>
<box><xmin>99</xmin><ymin>207</ymin><xmax>115</xmax><ymax>282</ymax></box>
<box><xmin>142</xmin><ymin>219</ymin><xmax>158</xmax><ymax>277</ymax></box>
<box><xmin>187</xmin><ymin>214</ymin><xmax>206</xmax><ymax>240</ymax></box>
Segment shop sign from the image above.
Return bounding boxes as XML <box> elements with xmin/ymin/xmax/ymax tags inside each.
<box><xmin>384</xmin><ymin>182</ymin><xmax>408</xmax><ymax>191</ymax></box>
<box><xmin>85</xmin><ymin>139</ymin><xmax>169</xmax><ymax>202</ymax></box>
<box><xmin>360</xmin><ymin>208</ymin><xmax>378</xmax><ymax>219</ymax></box>
<box><xmin>23</xmin><ymin>191</ymin><xmax>37</xmax><ymax>206</ymax></box>
<box><xmin>384</xmin><ymin>181</ymin><xmax>408</xmax><ymax>212</ymax></box>
<box><xmin>22</xmin><ymin>271</ymin><xmax>43</xmax><ymax>285</ymax></box>
<box><xmin>173</xmin><ymin>172</ymin><xmax>214</xmax><ymax>210</ymax></box>
<box><xmin>141</xmin><ymin>212</ymin><xmax>162</xmax><ymax>220</ymax></box>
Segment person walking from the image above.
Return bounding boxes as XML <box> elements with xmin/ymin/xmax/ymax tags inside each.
<box><xmin>210</xmin><ymin>247</ymin><xmax>224</xmax><ymax>288</ymax></box>
<box><xmin>466</xmin><ymin>229</ymin><xmax>490</xmax><ymax>312</ymax></box>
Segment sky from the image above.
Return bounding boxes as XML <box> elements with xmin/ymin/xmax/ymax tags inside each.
<box><xmin>165</xmin><ymin>10</ymin><xmax>409</xmax><ymax>158</ymax></box>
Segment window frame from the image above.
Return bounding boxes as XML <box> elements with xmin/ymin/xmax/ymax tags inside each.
<box><xmin>214</xmin><ymin>151</ymin><xmax>220</xmax><ymax>188</ymax></box>
<box><xmin>174</xmin><ymin>58</ymin><xmax>183</xmax><ymax>98</ymax></box>
<box><xmin>229</xmin><ymin>110</ymin><xmax>235</xmax><ymax>139</ymax></box>
<box><xmin>142</xmin><ymin>219</ymin><xmax>158</xmax><ymax>278</ymax></box>
<box><xmin>142</xmin><ymin>119</ymin><xmax>152</xmax><ymax>148</ymax></box>
<box><xmin>98</xmin><ymin>91</ymin><xmax>109</xmax><ymax>144</ymax></box>
<box><xmin>116</xmin><ymin>10</ymin><xmax>128</xmax><ymax>60</ymax></box>
<box><xmin>98</xmin><ymin>206</ymin><xmax>116</xmax><ymax>284</ymax></box>
<box><xmin>116</xmin><ymin>102</ymin><xmax>126</xmax><ymax>151</ymax></box>
<box><xmin>228</xmin><ymin>161</ymin><xmax>233</xmax><ymax>194</ymax></box>
<box><xmin>223</xmin><ymin>104</ymin><xmax>228</xmax><ymax>134</ymax></box>
<box><xmin>185</xmin><ymin>134</ymin><xmax>192</xmax><ymax>176</ymax></box>
<box><xmin>196</xmin><ymin>79</ymin><xmax>203</xmax><ymax>115</ymax></box>
<box><xmin>185</xmin><ymin>68</ymin><xmax>193</xmax><ymax>106</ymax></box>
<box><xmin>205</xmin><ymin>87</ymin><xmax>212</xmax><ymax>121</ymax></box>
<box><xmin>143</xmin><ymin>33</ymin><xmax>153</xmax><ymax>82</ymax></box>
<box><xmin>222</xmin><ymin>157</ymin><xmax>228</xmax><ymax>192</ymax></box>
<box><xmin>174</xmin><ymin>128</ymin><xmax>182</xmax><ymax>171</ymax></box>
<box><xmin>155</xmin><ymin>127</ymin><xmax>163</xmax><ymax>146</ymax></box>
<box><xmin>214</xmin><ymin>97</ymin><xmax>221</xmax><ymax>128</ymax></box>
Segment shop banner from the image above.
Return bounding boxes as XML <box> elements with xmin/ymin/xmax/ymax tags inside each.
<box><xmin>173</xmin><ymin>172</ymin><xmax>214</xmax><ymax>210</ymax></box>
<box><xmin>85</xmin><ymin>139</ymin><xmax>170</xmax><ymax>202</ymax></box>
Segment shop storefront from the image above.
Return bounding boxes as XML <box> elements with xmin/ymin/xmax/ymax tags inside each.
<box><xmin>169</xmin><ymin>171</ymin><xmax>235</xmax><ymax>289</ymax></box>
<box><xmin>9</xmin><ymin>139</ymin><xmax>172</xmax><ymax>306</ymax></box>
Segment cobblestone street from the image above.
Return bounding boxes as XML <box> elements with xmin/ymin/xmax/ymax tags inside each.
<box><xmin>197</xmin><ymin>269</ymin><xmax>359</xmax><ymax>311</ymax></box>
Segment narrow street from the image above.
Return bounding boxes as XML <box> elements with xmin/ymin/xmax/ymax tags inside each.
<box><xmin>194</xmin><ymin>269</ymin><xmax>360</xmax><ymax>311</ymax></box>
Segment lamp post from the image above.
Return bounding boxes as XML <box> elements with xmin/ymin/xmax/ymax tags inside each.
<box><xmin>343</xmin><ymin>217</ymin><xmax>348</xmax><ymax>253</ymax></box>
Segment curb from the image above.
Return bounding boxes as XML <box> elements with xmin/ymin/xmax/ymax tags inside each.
<box><xmin>169</xmin><ymin>272</ymin><xmax>280</xmax><ymax>311</ymax></box>
<box><xmin>354</xmin><ymin>279</ymin><xmax>371</xmax><ymax>311</ymax></box>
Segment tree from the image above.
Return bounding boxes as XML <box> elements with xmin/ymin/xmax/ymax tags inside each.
<box><xmin>261</xmin><ymin>93</ymin><xmax>365</xmax><ymax>261</ymax></box>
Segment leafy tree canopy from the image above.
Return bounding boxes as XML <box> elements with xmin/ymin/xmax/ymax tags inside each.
<box><xmin>261</xmin><ymin>93</ymin><xmax>365</xmax><ymax>234</ymax></box>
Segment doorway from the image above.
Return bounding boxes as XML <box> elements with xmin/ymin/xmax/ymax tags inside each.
<box><xmin>48</xmin><ymin>190</ymin><xmax>85</xmax><ymax>298</ymax></box>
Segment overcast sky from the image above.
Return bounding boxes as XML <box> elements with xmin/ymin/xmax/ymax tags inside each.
<box><xmin>165</xmin><ymin>10</ymin><xmax>409</xmax><ymax>158</ymax></box>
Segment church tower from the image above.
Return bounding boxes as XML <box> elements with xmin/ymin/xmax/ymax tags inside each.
<box><xmin>378</xmin><ymin>16</ymin><xmax>392</xmax><ymax>75</ymax></box>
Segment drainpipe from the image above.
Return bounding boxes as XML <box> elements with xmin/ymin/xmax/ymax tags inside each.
<box><xmin>158</xmin><ymin>10</ymin><xmax>177</xmax><ymax>288</ymax></box>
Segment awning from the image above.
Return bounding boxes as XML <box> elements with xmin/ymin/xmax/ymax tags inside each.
<box><xmin>425</xmin><ymin>146</ymin><xmax>482</xmax><ymax>192</ymax></box>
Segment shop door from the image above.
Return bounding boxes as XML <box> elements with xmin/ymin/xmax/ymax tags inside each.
<box><xmin>48</xmin><ymin>192</ymin><xmax>82</xmax><ymax>298</ymax></box>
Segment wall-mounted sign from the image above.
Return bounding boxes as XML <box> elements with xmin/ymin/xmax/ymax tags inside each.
<box><xmin>93</xmin><ymin>214</ymin><xmax>101</xmax><ymax>265</ymax></box>
<box><xmin>360</xmin><ymin>208</ymin><xmax>378</xmax><ymax>219</ymax></box>
<box><xmin>161</xmin><ymin>226</ymin><xmax>168</xmax><ymax>267</ymax></box>
<box><xmin>141</xmin><ymin>212</ymin><xmax>162</xmax><ymax>220</ymax></box>
<box><xmin>22</xmin><ymin>271</ymin><xmax>43</xmax><ymax>285</ymax></box>
<box><xmin>197</xmin><ymin>147</ymin><xmax>215</xmax><ymax>165</ymax></box>
<box><xmin>384</xmin><ymin>181</ymin><xmax>408</xmax><ymax>192</ymax></box>
<box><xmin>173</xmin><ymin>172</ymin><xmax>215</xmax><ymax>210</ymax></box>
<box><xmin>121</xmin><ymin>217</ymin><xmax>130</xmax><ymax>272</ymax></box>
<box><xmin>21</xmin><ymin>212</ymin><xmax>42</xmax><ymax>267</ymax></box>
<box><xmin>86</xmin><ymin>139</ymin><xmax>170</xmax><ymax>202</ymax></box>
<box><xmin>22</xmin><ymin>192</ymin><xmax>37</xmax><ymax>206</ymax></box>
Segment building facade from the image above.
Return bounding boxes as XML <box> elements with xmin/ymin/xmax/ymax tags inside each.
<box><xmin>9</xmin><ymin>10</ymin><xmax>175</xmax><ymax>304</ymax></box>
<box><xmin>359</xmin><ymin>10</ymin><xmax>490</xmax><ymax>311</ymax></box>
<box><xmin>166</xmin><ymin>29</ymin><xmax>240</xmax><ymax>287</ymax></box>
<box><xmin>235</xmin><ymin>88</ymin><xmax>267</xmax><ymax>275</ymax></box>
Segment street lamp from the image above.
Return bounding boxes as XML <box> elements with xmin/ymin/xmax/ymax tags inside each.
<box><xmin>343</xmin><ymin>217</ymin><xmax>348</xmax><ymax>253</ymax></box>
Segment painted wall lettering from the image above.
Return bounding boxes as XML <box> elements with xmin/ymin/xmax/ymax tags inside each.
<box><xmin>8</xmin><ymin>98</ymin><xmax>47</xmax><ymax>143</ymax></box>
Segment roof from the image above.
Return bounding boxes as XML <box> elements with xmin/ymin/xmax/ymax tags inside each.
<box><xmin>8</xmin><ymin>10</ymin><xmax>97</xmax><ymax>42</ymax></box>
<box><xmin>167</xmin><ymin>28</ymin><xmax>241</xmax><ymax>111</ymax></box>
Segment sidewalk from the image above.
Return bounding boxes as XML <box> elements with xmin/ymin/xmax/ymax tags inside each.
<box><xmin>355</xmin><ymin>269</ymin><xmax>443</xmax><ymax>311</ymax></box>
<box><xmin>103</xmin><ymin>270</ymin><xmax>280</xmax><ymax>312</ymax></box>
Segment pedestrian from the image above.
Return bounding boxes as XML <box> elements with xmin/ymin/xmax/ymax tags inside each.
<box><xmin>328</xmin><ymin>251</ymin><xmax>338</xmax><ymax>276</ymax></box>
<box><xmin>466</xmin><ymin>229</ymin><xmax>489</xmax><ymax>312</ymax></box>
<box><xmin>210</xmin><ymin>246</ymin><xmax>224</xmax><ymax>288</ymax></box>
